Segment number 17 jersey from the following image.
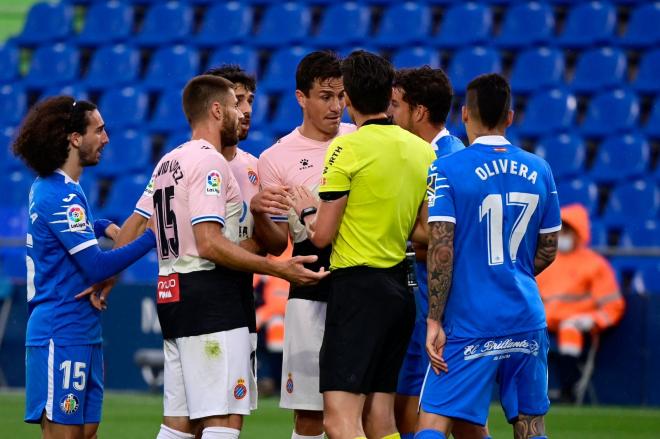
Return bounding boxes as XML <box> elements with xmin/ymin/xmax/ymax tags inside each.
<box><xmin>427</xmin><ymin>136</ymin><xmax>561</xmax><ymax>338</ymax></box>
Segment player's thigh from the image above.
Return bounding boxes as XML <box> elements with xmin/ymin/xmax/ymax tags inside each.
<box><xmin>394</xmin><ymin>394</ymin><xmax>419</xmax><ymax>433</ymax></box>
<box><xmin>163</xmin><ymin>338</ymin><xmax>189</xmax><ymax>419</ymax></box>
<box><xmin>451</xmin><ymin>419</ymin><xmax>490</xmax><ymax>439</ymax></box>
<box><xmin>41</xmin><ymin>415</ymin><xmax>85</xmax><ymax>439</ymax></box>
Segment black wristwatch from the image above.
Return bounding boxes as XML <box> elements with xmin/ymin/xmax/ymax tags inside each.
<box><xmin>299</xmin><ymin>206</ymin><xmax>318</xmax><ymax>225</ymax></box>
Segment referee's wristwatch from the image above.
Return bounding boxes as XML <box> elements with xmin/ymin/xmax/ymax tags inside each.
<box><xmin>299</xmin><ymin>206</ymin><xmax>318</xmax><ymax>225</ymax></box>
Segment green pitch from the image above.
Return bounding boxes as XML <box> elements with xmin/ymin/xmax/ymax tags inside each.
<box><xmin>1</xmin><ymin>391</ymin><xmax>659</xmax><ymax>438</ymax></box>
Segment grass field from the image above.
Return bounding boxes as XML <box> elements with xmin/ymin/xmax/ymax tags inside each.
<box><xmin>1</xmin><ymin>390</ymin><xmax>659</xmax><ymax>438</ymax></box>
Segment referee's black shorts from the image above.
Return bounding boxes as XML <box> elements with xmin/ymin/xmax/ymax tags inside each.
<box><xmin>319</xmin><ymin>261</ymin><xmax>415</xmax><ymax>394</ymax></box>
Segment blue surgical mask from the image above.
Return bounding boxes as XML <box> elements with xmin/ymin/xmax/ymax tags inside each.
<box><xmin>558</xmin><ymin>235</ymin><xmax>574</xmax><ymax>253</ymax></box>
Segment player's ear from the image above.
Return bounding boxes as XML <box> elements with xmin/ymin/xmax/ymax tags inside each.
<box><xmin>210</xmin><ymin>101</ymin><xmax>223</xmax><ymax>122</ymax></box>
<box><xmin>461</xmin><ymin>105</ymin><xmax>468</xmax><ymax>124</ymax></box>
<box><xmin>505</xmin><ymin>109</ymin><xmax>514</xmax><ymax>128</ymax></box>
<box><xmin>415</xmin><ymin>105</ymin><xmax>427</xmax><ymax>123</ymax></box>
<box><xmin>295</xmin><ymin>90</ymin><xmax>306</xmax><ymax>110</ymax></box>
<box><xmin>68</xmin><ymin>132</ymin><xmax>81</xmax><ymax>148</ymax></box>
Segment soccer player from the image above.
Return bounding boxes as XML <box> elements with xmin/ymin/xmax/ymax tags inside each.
<box><xmin>14</xmin><ymin>97</ymin><xmax>156</xmax><ymax>439</ymax></box>
<box><xmin>257</xmin><ymin>50</ymin><xmax>353</xmax><ymax>439</ymax></box>
<box><xmin>416</xmin><ymin>73</ymin><xmax>561</xmax><ymax>439</ymax></box>
<box><xmin>292</xmin><ymin>50</ymin><xmax>436</xmax><ymax>439</ymax></box>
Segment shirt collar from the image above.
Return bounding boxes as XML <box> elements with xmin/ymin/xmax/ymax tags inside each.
<box><xmin>471</xmin><ymin>135</ymin><xmax>510</xmax><ymax>146</ymax></box>
<box><xmin>55</xmin><ymin>169</ymin><xmax>79</xmax><ymax>184</ymax></box>
<box><xmin>430</xmin><ymin>128</ymin><xmax>450</xmax><ymax>150</ymax></box>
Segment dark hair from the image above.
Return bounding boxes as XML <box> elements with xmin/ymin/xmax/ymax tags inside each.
<box><xmin>182</xmin><ymin>75</ymin><xmax>234</xmax><ymax>125</ymax></box>
<box><xmin>296</xmin><ymin>50</ymin><xmax>342</xmax><ymax>96</ymax></box>
<box><xmin>12</xmin><ymin>96</ymin><xmax>96</xmax><ymax>176</ymax></box>
<box><xmin>341</xmin><ymin>50</ymin><xmax>394</xmax><ymax>115</ymax></box>
<box><xmin>393</xmin><ymin>66</ymin><xmax>453</xmax><ymax>125</ymax></box>
<box><xmin>466</xmin><ymin>73</ymin><xmax>511</xmax><ymax>130</ymax></box>
<box><xmin>205</xmin><ymin>64</ymin><xmax>256</xmax><ymax>92</ymax></box>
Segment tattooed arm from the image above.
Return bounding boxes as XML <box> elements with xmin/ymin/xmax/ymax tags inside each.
<box><xmin>534</xmin><ymin>231</ymin><xmax>558</xmax><ymax>275</ymax></box>
<box><xmin>427</xmin><ymin>221</ymin><xmax>455</xmax><ymax>322</ymax></box>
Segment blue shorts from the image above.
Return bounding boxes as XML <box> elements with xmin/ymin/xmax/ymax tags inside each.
<box><xmin>25</xmin><ymin>342</ymin><xmax>104</xmax><ymax>425</ymax></box>
<box><xmin>419</xmin><ymin>329</ymin><xmax>550</xmax><ymax>426</ymax></box>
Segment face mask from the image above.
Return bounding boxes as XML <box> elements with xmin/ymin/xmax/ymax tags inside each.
<box><xmin>558</xmin><ymin>235</ymin><xmax>575</xmax><ymax>253</ymax></box>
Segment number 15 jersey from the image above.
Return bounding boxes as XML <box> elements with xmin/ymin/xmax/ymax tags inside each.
<box><xmin>427</xmin><ymin>136</ymin><xmax>561</xmax><ymax>338</ymax></box>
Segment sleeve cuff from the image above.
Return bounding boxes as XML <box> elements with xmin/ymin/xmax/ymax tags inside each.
<box><xmin>191</xmin><ymin>215</ymin><xmax>225</xmax><ymax>226</ymax></box>
<box><xmin>428</xmin><ymin>215</ymin><xmax>456</xmax><ymax>224</ymax></box>
<box><xmin>540</xmin><ymin>224</ymin><xmax>562</xmax><ymax>234</ymax></box>
<box><xmin>68</xmin><ymin>239</ymin><xmax>98</xmax><ymax>255</ymax></box>
<box><xmin>269</xmin><ymin>215</ymin><xmax>289</xmax><ymax>222</ymax></box>
<box><xmin>134</xmin><ymin>208</ymin><xmax>152</xmax><ymax>219</ymax></box>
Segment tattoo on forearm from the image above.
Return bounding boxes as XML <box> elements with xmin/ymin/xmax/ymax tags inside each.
<box><xmin>514</xmin><ymin>415</ymin><xmax>545</xmax><ymax>439</ymax></box>
<box><xmin>534</xmin><ymin>231</ymin><xmax>558</xmax><ymax>275</ymax></box>
<box><xmin>427</xmin><ymin>221</ymin><xmax>454</xmax><ymax>323</ymax></box>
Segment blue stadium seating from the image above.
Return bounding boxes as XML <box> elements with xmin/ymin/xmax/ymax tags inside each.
<box><xmin>79</xmin><ymin>175</ymin><xmax>101</xmax><ymax>211</ymax></box>
<box><xmin>535</xmin><ymin>133</ymin><xmax>586</xmax><ymax>180</ymax></box>
<box><xmin>602</xmin><ymin>179</ymin><xmax>660</xmax><ymax>225</ymax></box>
<box><xmin>248</xmin><ymin>95</ymin><xmax>269</xmax><ymax>131</ymax></box>
<box><xmin>253</xmin><ymin>3</ymin><xmax>311</xmax><ymax>48</ymax></box>
<box><xmin>76</xmin><ymin>1</ymin><xmax>133</xmax><ymax>47</ymax></box>
<box><xmin>510</xmin><ymin>47</ymin><xmax>564</xmax><ymax>94</ymax></box>
<box><xmin>206</xmin><ymin>46</ymin><xmax>258</xmax><ymax>76</ymax></box>
<box><xmin>83</xmin><ymin>44</ymin><xmax>140</xmax><ymax>90</ymax></box>
<box><xmin>142</xmin><ymin>45</ymin><xmax>200</xmax><ymax>91</ymax></box>
<box><xmin>447</xmin><ymin>47</ymin><xmax>501</xmax><ymax>92</ymax></box>
<box><xmin>134</xmin><ymin>2</ymin><xmax>193</xmax><ymax>47</ymax></box>
<box><xmin>555</xmin><ymin>178</ymin><xmax>599</xmax><ymax>214</ymax></box>
<box><xmin>14</xmin><ymin>2</ymin><xmax>73</xmax><ymax>46</ymax></box>
<box><xmin>0</xmin><ymin>43</ymin><xmax>19</xmax><ymax>84</ymax></box>
<box><xmin>0</xmin><ymin>206</ymin><xmax>27</xmax><ymax>240</ymax></box>
<box><xmin>98</xmin><ymin>86</ymin><xmax>149</xmax><ymax>128</ymax></box>
<box><xmin>94</xmin><ymin>129</ymin><xmax>152</xmax><ymax>177</ymax></box>
<box><xmin>23</xmin><ymin>43</ymin><xmax>79</xmax><ymax>90</ymax></box>
<box><xmin>149</xmin><ymin>88</ymin><xmax>189</xmax><ymax>133</ymax></box>
<box><xmin>271</xmin><ymin>94</ymin><xmax>302</xmax><ymax>134</ymax></box>
<box><xmin>260</xmin><ymin>47</ymin><xmax>310</xmax><ymax>93</ymax></box>
<box><xmin>122</xmin><ymin>250</ymin><xmax>158</xmax><ymax>284</ymax></box>
<box><xmin>392</xmin><ymin>47</ymin><xmax>441</xmax><ymax>69</ymax></box>
<box><xmin>621</xmin><ymin>220</ymin><xmax>660</xmax><ymax>248</ymax></box>
<box><xmin>0</xmin><ymin>126</ymin><xmax>22</xmax><ymax>172</ymax></box>
<box><xmin>518</xmin><ymin>88</ymin><xmax>577</xmax><ymax>137</ymax></box>
<box><xmin>0</xmin><ymin>170</ymin><xmax>33</xmax><ymax>207</ymax></box>
<box><xmin>645</xmin><ymin>98</ymin><xmax>660</xmax><ymax>139</ymax></box>
<box><xmin>435</xmin><ymin>3</ymin><xmax>492</xmax><ymax>49</ymax></box>
<box><xmin>633</xmin><ymin>49</ymin><xmax>660</xmax><ymax>95</ymax></box>
<box><xmin>633</xmin><ymin>265</ymin><xmax>660</xmax><ymax>295</ymax></box>
<box><xmin>0</xmin><ymin>84</ymin><xmax>27</xmax><ymax>126</ymax></box>
<box><xmin>581</xmin><ymin>89</ymin><xmax>640</xmax><ymax>137</ymax></box>
<box><xmin>495</xmin><ymin>1</ymin><xmax>554</xmax><ymax>49</ymax></box>
<box><xmin>558</xmin><ymin>1</ymin><xmax>616</xmax><ymax>48</ymax></box>
<box><xmin>163</xmin><ymin>130</ymin><xmax>191</xmax><ymax>153</ymax></box>
<box><xmin>618</xmin><ymin>2</ymin><xmax>660</xmax><ymax>48</ymax></box>
<box><xmin>0</xmin><ymin>247</ymin><xmax>27</xmax><ymax>279</ymax></box>
<box><xmin>312</xmin><ymin>2</ymin><xmax>370</xmax><ymax>48</ymax></box>
<box><xmin>590</xmin><ymin>220</ymin><xmax>608</xmax><ymax>247</ymax></box>
<box><xmin>193</xmin><ymin>2</ymin><xmax>253</xmax><ymax>47</ymax></box>
<box><xmin>41</xmin><ymin>84</ymin><xmax>89</xmax><ymax>101</ymax></box>
<box><xmin>240</xmin><ymin>129</ymin><xmax>276</xmax><ymax>157</ymax></box>
<box><xmin>102</xmin><ymin>173</ymin><xmax>150</xmax><ymax>223</ymax></box>
<box><xmin>589</xmin><ymin>133</ymin><xmax>649</xmax><ymax>183</ymax></box>
<box><xmin>570</xmin><ymin>47</ymin><xmax>627</xmax><ymax>94</ymax></box>
<box><xmin>374</xmin><ymin>2</ymin><xmax>431</xmax><ymax>48</ymax></box>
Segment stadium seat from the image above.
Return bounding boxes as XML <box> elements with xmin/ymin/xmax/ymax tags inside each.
<box><xmin>193</xmin><ymin>2</ymin><xmax>253</xmax><ymax>47</ymax></box>
<box><xmin>570</xmin><ymin>47</ymin><xmax>627</xmax><ymax>94</ymax></box>
<box><xmin>0</xmin><ymin>170</ymin><xmax>33</xmax><ymax>207</ymax></box>
<box><xmin>0</xmin><ymin>84</ymin><xmax>27</xmax><ymax>126</ymax></box>
<box><xmin>518</xmin><ymin>88</ymin><xmax>577</xmax><ymax>138</ymax></box>
<box><xmin>618</xmin><ymin>2</ymin><xmax>660</xmax><ymax>49</ymax></box>
<box><xmin>102</xmin><ymin>174</ymin><xmax>150</xmax><ymax>223</ymax></box>
<box><xmin>79</xmin><ymin>175</ymin><xmax>101</xmax><ymax>211</ymax></box>
<box><xmin>510</xmin><ymin>47</ymin><xmax>565</xmax><ymax>94</ymax></box>
<box><xmin>239</xmin><ymin>129</ymin><xmax>276</xmax><ymax>157</ymax></box>
<box><xmin>632</xmin><ymin>265</ymin><xmax>660</xmax><ymax>295</ymax></box>
<box><xmin>535</xmin><ymin>133</ymin><xmax>586</xmax><ymax>180</ymax></box>
<box><xmin>0</xmin><ymin>126</ymin><xmax>22</xmax><ymax>172</ymax></box>
<box><xmin>98</xmin><ymin>86</ymin><xmax>149</xmax><ymax>128</ymax></box>
<box><xmin>556</xmin><ymin>178</ymin><xmax>599</xmax><ymax>214</ymax></box>
<box><xmin>163</xmin><ymin>130</ymin><xmax>191</xmax><ymax>153</ymax></box>
<box><xmin>495</xmin><ymin>1</ymin><xmax>554</xmax><ymax>49</ymax></box>
<box><xmin>76</xmin><ymin>1</ymin><xmax>134</xmax><ymax>47</ymax></box>
<box><xmin>83</xmin><ymin>44</ymin><xmax>140</xmax><ymax>90</ymax></box>
<box><xmin>447</xmin><ymin>47</ymin><xmax>501</xmax><ymax>92</ymax></box>
<box><xmin>271</xmin><ymin>93</ymin><xmax>302</xmax><ymax>134</ymax></box>
<box><xmin>248</xmin><ymin>95</ymin><xmax>269</xmax><ymax>131</ymax></box>
<box><xmin>23</xmin><ymin>43</ymin><xmax>79</xmax><ymax>90</ymax></box>
<box><xmin>0</xmin><ymin>247</ymin><xmax>27</xmax><ymax>279</ymax></box>
<box><xmin>253</xmin><ymin>3</ymin><xmax>311</xmax><ymax>48</ymax></box>
<box><xmin>581</xmin><ymin>89</ymin><xmax>640</xmax><ymax>138</ymax></box>
<box><xmin>0</xmin><ymin>43</ymin><xmax>19</xmax><ymax>84</ymax></box>
<box><xmin>373</xmin><ymin>2</ymin><xmax>432</xmax><ymax>48</ymax></box>
<box><xmin>602</xmin><ymin>179</ymin><xmax>660</xmax><ymax>225</ymax></box>
<box><xmin>557</xmin><ymin>1</ymin><xmax>616</xmax><ymax>48</ymax></box>
<box><xmin>134</xmin><ymin>2</ymin><xmax>193</xmax><ymax>47</ymax></box>
<box><xmin>590</xmin><ymin>220</ymin><xmax>608</xmax><ymax>247</ymax></box>
<box><xmin>142</xmin><ymin>45</ymin><xmax>200</xmax><ymax>91</ymax></box>
<box><xmin>13</xmin><ymin>2</ymin><xmax>73</xmax><ymax>46</ymax></box>
<box><xmin>392</xmin><ymin>47</ymin><xmax>441</xmax><ymax>69</ymax></box>
<box><xmin>435</xmin><ymin>3</ymin><xmax>492</xmax><ymax>49</ymax></box>
<box><xmin>312</xmin><ymin>2</ymin><xmax>370</xmax><ymax>48</ymax></box>
<box><xmin>589</xmin><ymin>133</ymin><xmax>649</xmax><ymax>183</ymax></box>
<box><xmin>0</xmin><ymin>206</ymin><xmax>27</xmax><ymax>240</ymax></box>
<box><xmin>40</xmin><ymin>84</ymin><xmax>89</xmax><ymax>101</ymax></box>
<box><xmin>645</xmin><ymin>98</ymin><xmax>660</xmax><ymax>139</ymax></box>
<box><xmin>94</xmin><ymin>129</ymin><xmax>152</xmax><ymax>178</ymax></box>
<box><xmin>206</xmin><ymin>46</ymin><xmax>258</xmax><ymax>76</ymax></box>
<box><xmin>122</xmin><ymin>250</ymin><xmax>158</xmax><ymax>284</ymax></box>
<box><xmin>621</xmin><ymin>220</ymin><xmax>660</xmax><ymax>248</ymax></box>
<box><xmin>149</xmin><ymin>88</ymin><xmax>189</xmax><ymax>133</ymax></box>
<box><xmin>260</xmin><ymin>47</ymin><xmax>310</xmax><ymax>93</ymax></box>
<box><xmin>632</xmin><ymin>49</ymin><xmax>660</xmax><ymax>95</ymax></box>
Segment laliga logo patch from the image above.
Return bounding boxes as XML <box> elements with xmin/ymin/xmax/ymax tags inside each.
<box><xmin>233</xmin><ymin>378</ymin><xmax>247</xmax><ymax>400</ymax></box>
<box><xmin>286</xmin><ymin>373</ymin><xmax>294</xmax><ymax>394</ymax></box>
<box><xmin>247</xmin><ymin>168</ymin><xmax>258</xmax><ymax>185</ymax></box>
<box><xmin>66</xmin><ymin>205</ymin><xmax>87</xmax><ymax>232</ymax></box>
<box><xmin>206</xmin><ymin>170</ymin><xmax>222</xmax><ymax>196</ymax></box>
<box><xmin>60</xmin><ymin>393</ymin><xmax>79</xmax><ymax>415</ymax></box>
<box><xmin>143</xmin><ymin>177</ymin><xmax>155</xmax><ymax>197</ymax></box>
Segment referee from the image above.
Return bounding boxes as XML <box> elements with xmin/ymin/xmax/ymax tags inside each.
<box><xmin>293</xmin><ymin>50</ymin><xmax>436</xmax><ymax>439</ymax></box>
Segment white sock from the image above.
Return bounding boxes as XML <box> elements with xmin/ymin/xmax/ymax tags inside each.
<box><xmin>292</xmin><ymin>432</ymin><xmax>325</xmax><ymax>439</ymax></box>
<box><xmin>201</xmin><ymin>426</ymin><xmax>240</xmax><ymax>439</ymax></box>
<box><xmin>156</xmin><ymin>424</ymin><xmax>195</xmax><ymax>439</ymax></box>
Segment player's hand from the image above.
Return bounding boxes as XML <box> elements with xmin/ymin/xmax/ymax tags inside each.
<box><xmin>75</xmin><ymin>277</ymin><xmax>117</xmax><ymax>311</ymax></box>
<box><xmin>104</xmin><ymin>223</ymin><xmax>121</xmax><ymax>241</ymax></box>
<box><xmin>426</xmin><ymin>318</ymin><xmax>448</xmax><ymax>374</ymax></box>
<box><xmin>292</xmin><ymin>186</ymin><xmax>319</xmax><ymax>217</ymax></box>
<box><xmin>276</xmin><ymin>254</ymin><xmax>330</xmax><ymax>286</ymax></box>
<box><xmin>251</xmin><ymin>186</ymin><xmax>292</xmax><ymax>216</ymax></box>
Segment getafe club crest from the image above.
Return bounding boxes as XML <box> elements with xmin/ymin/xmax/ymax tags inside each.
<box><xmin>59</xmin><ymin>393</ymin><xmax>79</xmax><ymax>415</ymax></box>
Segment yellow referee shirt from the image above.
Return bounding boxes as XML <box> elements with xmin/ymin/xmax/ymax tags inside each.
<box><xmin>319</xmin><ymin>119</ymin><xmax>436</xmax><ymax>270</ymax></box>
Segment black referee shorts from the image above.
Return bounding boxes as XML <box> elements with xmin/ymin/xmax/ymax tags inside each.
<box><xmin>319</xmin><ymin>262</ymin><xmax>415</xmax><ymax>395</ymax></box>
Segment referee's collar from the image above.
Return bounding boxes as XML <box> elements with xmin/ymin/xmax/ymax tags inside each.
<box><xmin>362</xmin><ymin>117</ymin><xmax>393</xmax><ymax>127</ymax></box>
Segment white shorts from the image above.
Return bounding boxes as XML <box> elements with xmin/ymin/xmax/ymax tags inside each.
<box><xmin>163</xmin><ymin>327</ymin><xmax>257</xmax><ymax>419</ymax></box>
<box><xmin>280</xmin><ymin>299</ymin><xmax>326</xmax><ymax>411</ymax></box>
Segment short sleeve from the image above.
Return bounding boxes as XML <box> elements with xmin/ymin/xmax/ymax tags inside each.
<box><xmin>134</xmin><ymin>174</ymin><xmax>155</xmax><ymax>219</ymax></box>
<box><xmin>188</xmin><ymin>153</ymin><xmax>231</xmax><ymax>226</ymax></box>
<box><xmin>319</xmin><ymin>140</ymin><xmax>355</xmax><ymax>194</ymax></box>
<box><xmin>257</xmin><ymin>150</ymin><xmax>287</xmax><ymax>222</ymax></box>
<box><xmin>539</xmin><ymin>163</ymin><xmax>562</xmax><ymax>234</ymax></box>
<box><xmin>40</xmin><ymin>191</ymin><xmax>98</xmax><ymax>255</ymax></box>
<box><xmin>427</xmin><ymin>160</ymin><xmax>456</xmax><ymax>224</ymax></box>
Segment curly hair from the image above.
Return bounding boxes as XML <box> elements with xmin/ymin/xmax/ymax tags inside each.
<box><xmin>341</xmin><ymin>50</ymin><xmax>394</xmax><ymax>115</ymax></box>
<box><xmin>205</xmin><ymin>64</ymin><xmax>256</xmax><ymax>92</ymax></box>
<box><xmin>393</xmin><ymin>66</ymin><xmax>453</xmax><ymax>125</ymax></box>
<box><xmin>12</xmin><ymin>96</ymin><xmax>96</xmax><ymax>176</ymax></box>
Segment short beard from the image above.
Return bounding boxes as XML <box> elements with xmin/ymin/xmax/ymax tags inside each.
<box><xmin>221</xmin><ymin>126</ymin><xmax>239</xmax><ymax>147</ymax></box>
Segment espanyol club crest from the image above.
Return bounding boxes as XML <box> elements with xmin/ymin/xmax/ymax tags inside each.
<box><xmin>60</xmin><ymin>393</ymin><xmax>79</xmax><ymax>415</ymax></box>
<box><xmin>234</xmin><ymin>378</ymin><xmax>247</xmax><ymax>400</ymax></box>
<box><xmin>286</xmin><ymin>373</ymin><xmax>294</xmax><ymax>394</ymax></box>
<box><xmin>247</xmin><ymin>168</ymin><xmax>258</xmax><ymax>185</ymax></box>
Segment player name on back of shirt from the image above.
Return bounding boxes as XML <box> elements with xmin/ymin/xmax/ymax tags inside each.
<box><xmin>474</xmin><ymin>158</ymin><xmax>538</xmax><ymax>184</ymax></box>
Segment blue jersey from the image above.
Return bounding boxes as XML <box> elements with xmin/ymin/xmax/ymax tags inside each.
<box><xmin>26</xmin><ymin>170</ymin><xmax>101</xmax><ymax>347</ymax></box>
<box><xmin>427</xmin><ymin>136</ymin><xmax>561</xmax><ymax>338</ymax></box>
